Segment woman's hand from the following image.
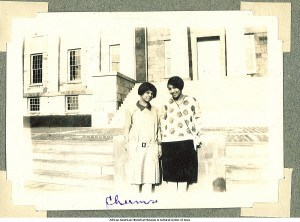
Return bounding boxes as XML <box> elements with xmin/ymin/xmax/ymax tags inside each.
<box><xmin>158</xmin><ymin>144</ymin><xmax>162</xmax><ymax>158</ymax></box>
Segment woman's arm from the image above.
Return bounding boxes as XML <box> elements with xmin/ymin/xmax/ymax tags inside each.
<box><xmin>193</xmin><ymin>99</ymin><xmax>203</xmax><ymax>137</ymax></box>
<box><xmin>123</xmin><ymin>110</ymin><xmax>132</xmax><ymax>142</ymax></box>
<box><xmin>158</xmin><ymin>104</ymin><xmax>168</xmax><ymax>141</ymax></box>
<box><xmin>156</xmin><ymin>108</ymin><xmax>162</xmax><ymax>157</ymax></box>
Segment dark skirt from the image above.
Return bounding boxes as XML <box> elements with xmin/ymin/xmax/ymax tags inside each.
<box><xmin>161</xmin><ymin>140</ymin><xmax>198</xmax><ymax>183</ymax></box>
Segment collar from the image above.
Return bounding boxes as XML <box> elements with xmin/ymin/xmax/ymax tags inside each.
<box><xmin>169</xmin><ymin>95</ymin><xmax>187</xmax><ymax>105</ymax></box>
<box><xmin>136</xmin><ymin>101</ymin><xmax>152</xmax><ymax>111</ymax></box>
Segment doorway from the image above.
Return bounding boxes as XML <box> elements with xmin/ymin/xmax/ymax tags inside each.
<box><xmin>197</xmin><ymin>36</ymin><xmax>223</xmax><ymax>79</ymax></box>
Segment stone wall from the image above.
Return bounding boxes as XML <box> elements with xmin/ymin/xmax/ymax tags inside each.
<box><xmin>91</xmin><ymin>72</ymin><xmax>135</xmax><ymax>127</ymax></box>
<box><xmin>135</xmin><ymin>28</ymin><xmax>147</xmax><ymax>83</ymax></box>
<box><xmin>116</xmin><ymin>73</ymin><xmax>136</xmax><ymax>109</ymax></box>
<box><xmin>147</xmin><ymin>28</ymin><xmax>171</xmax><ymax>82</ymax></box>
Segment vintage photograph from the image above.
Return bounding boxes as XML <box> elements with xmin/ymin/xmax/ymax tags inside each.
<box><xmin>6</xmin><ymin>11</ymin><xmax>283</xmax><ymax>210</ymax></box>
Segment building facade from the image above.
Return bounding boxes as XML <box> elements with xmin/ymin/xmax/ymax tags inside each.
<box><xmin>20</xmin><ymin>13</ymin><xmax>269</xmax><ymax>127</ymax></box>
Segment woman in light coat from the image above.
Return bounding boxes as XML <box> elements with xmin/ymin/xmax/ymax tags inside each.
<box><xmin>124</xmin><ymin>82</ymin><xmax>161</xmax><ymax>193</ymax></box>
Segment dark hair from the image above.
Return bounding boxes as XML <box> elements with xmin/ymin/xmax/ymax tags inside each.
<box><xmin>167</xmin><ymin>76</ymin><xmax>184</xmax><ymax>90</ymax></box>
<box><xmin>138</xmin><ymin>82</ymin><xmax>157</xmax><ymax>98</ymax></box>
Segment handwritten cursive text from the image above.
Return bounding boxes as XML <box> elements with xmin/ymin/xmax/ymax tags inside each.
<box><xmin>106</xmin><ymin>194</ymin><xmax>158</xmax><ymax>208</ymax></box>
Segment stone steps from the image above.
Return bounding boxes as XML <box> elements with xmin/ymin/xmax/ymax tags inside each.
<box><xmin>33</xmin><ymin>159</ymin><xmax>114</xmax><ymax>175</ymax></box>
<box><xmin>226</xmin><ymin>145</ymin><xmax>268</xmax><ymax>158</ymax></box>
<box><xmin>225</xmin><ymin>179</ymin><xmax>273</xmax><ymax>193</ymax></box>
<box><xmin>225</xmin><ymin>143</ymin><xmax>269</xmax><ymax>185</ymax></box>
<box><xmin>32</xmin><ymin>152</ymin><xmax>114</xmax><ymax>163</ymax></box>
<box><xmin>32</xmin><ymin>141</ymin><xmax>113</xmax><ymax>153</ymax></box>
<box><xmin>225</xmin><ymin>156</ymin><xmax>267</xmax><ymax>165</ymax></box>
<box><xmin>27</xmin><ymin>140</ymin><xmax>116</xmax><ymax>191</ymax></box>
<box><xmin>226</xmin><ymin>166</ymin><xmax>263</xmax><ymax>180</ymax></box>
<box><xmin>30</xmin><ymin>169</ymin><xmax>114</xmax><ymax>189</ymax></box>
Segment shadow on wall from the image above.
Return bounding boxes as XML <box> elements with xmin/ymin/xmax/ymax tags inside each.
<box><xmin>23</xmin><ymin>115</ymin><xmax>92</xmax><ymax>127</ymax></box>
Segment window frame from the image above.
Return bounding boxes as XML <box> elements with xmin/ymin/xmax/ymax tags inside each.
<box><xmin>68</xmin><ymin>48</ymin><xmax>81</xmax><ymax>82</ymax></box>
<box><xmin>28</xmin><ymin>97</ymin><xmax>40</xmax><ymax>113</ymax></box>
<box><xmin>30</xmin><ymin>53</ymin><xmax>43</xmax><ymax>85</ymax></box>
<box><xmin>109</xmin><ymin>44</ymin><xmax>120</xmax><ymax>72</ymax></box>
<box><xmin>65</xmin><ymin>95</ymin><xmax>79</xmax><ymax>112</ymax></box>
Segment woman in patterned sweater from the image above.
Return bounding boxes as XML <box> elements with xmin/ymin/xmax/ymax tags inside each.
<box><xmin>160</xmin><ymin>76</ymin><xmax>202</xmax><ymax>192</ymax></box>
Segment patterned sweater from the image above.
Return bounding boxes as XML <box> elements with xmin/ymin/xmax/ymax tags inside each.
<box><xmin>160</xmin><ymin>95</ymin><xmax>202</xmax><ymax>143</ymax></box>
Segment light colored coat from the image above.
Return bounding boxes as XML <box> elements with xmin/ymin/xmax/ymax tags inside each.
<box><xmin>124</xmin><ymin>104</ymin><xmax>160</xmax><ymax>184</ymax></box>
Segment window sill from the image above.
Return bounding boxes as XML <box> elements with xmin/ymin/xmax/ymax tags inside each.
<box><xmin>246</xmin><ymin>73</ymin><xmax>259</xmax><ymax>77</ymax></box>
<box><xmin>65</xmin><ymin>111</ymin><xmax>79</xmax><ymax>115</ymax></box>
<box><xmin>67</xmin><ymin>81</ymin><xmax>82</xmax><ymax>84</ymax></box>
<box><xmin>29</xmin><ymin>83</ymin><xmax>43</xmax><ymax>87</ymax></box>
<box><xmin>28</xmin><ymin>112</ymin><xmax>40</xmax><ymax>115</ymax></box>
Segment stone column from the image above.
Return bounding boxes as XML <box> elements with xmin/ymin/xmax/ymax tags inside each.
<box><xmin>135</xmin><ymin>27</ymin><xmax>147</xmax><ymax>83</ymax></box>
<box><xmin>170</xmin><ymin>26</ymin><xmax>190</xmax><ymax>80</ymax></box>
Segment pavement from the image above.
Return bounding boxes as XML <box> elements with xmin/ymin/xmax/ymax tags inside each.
<box><xmin>29</xmin><ymin>126</ymin><xmax>268</xmax><ymax>144</ymax></box>
<box><xmin>31</xmin><ymin>127</ymin><xmax>124</xmax><ymax>142</ymax></box>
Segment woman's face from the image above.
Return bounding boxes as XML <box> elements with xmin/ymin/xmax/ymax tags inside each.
<box><xmin>141</xmin><ymin>90</ymin><xmax>154</xmax><ymax>102</ymax></box>
<box><xmin>168</xmin><ymin>84</ymin><xmax>182</xmax><ymax>100</ymax></box>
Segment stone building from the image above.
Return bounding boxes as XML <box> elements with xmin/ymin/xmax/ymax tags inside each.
<box><xmin>17</xmin><ymin>13</ymin><xmax>270</xmax><ymax>127</ymax></box>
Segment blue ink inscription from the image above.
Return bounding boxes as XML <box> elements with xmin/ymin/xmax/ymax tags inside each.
<box><xmin>106</xmin><ymin>194</ymin><xmax>158</xmax><ymax>208</ymax></box>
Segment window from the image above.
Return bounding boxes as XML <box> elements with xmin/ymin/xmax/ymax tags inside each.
<box><xmin>258</xmin><ymin>36</ymin><xmax>267</xmax><ymax>43</ymax></box>
<box><xmin>31</xmin><ymin>54</ymin><xmax>43</xmax><ymax>84</ymax></box>
<box><xmin>68</xmin><ymin>49</ymin><xmax>81</xmax><ymax>81</ymax></box>
<box><xmin>164</xmin><ymin>40</ymin><xmax>171</xmax><ymax>77</ymax></box>
<box><xmin>66</xmin><ymin>96</ymin><xmax>79</xmax><ymax>111</ymax></box>
<box><xmin>196</xmin><ymin>36</ymin><xmax>222</xmax><ymax>78</ymax></box>
<box><xmin>29</xmin><ymin>97</ymin><xmax>40</xmax><ymax>112</ymax></box>
<box><xmin>244</xmin><ymin>34</ymin><xmax>257</xmax><ymax>74</ymax></box>
<box><xmin>109</xmin><ymin>44</ymin><xmax>120</xmax><ymax>72</ymax></box>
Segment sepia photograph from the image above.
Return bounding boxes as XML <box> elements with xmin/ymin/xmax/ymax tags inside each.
<box><xmin>5</xmin><ymin>11</ymin><xmax>283</xmax><ymax>210</ymax></box>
